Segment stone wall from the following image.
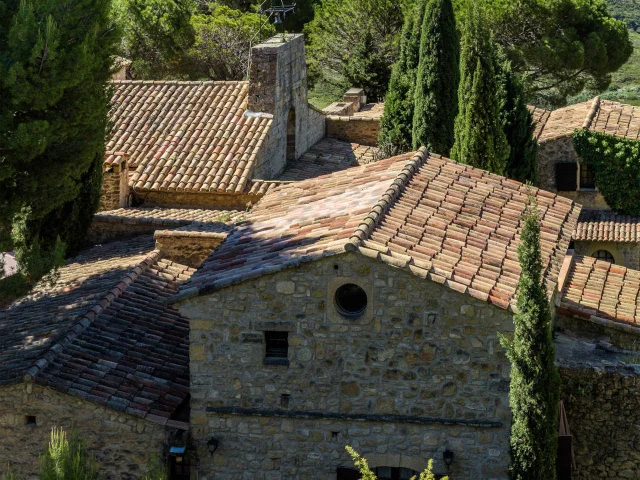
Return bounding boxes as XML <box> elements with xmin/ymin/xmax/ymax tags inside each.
<box><xmin>249</xmin><ymin>34</ymin><xmax>326</xmax><ymax>180</ymax></box>
<box><xmin>87</xmin><ymin>217</ymin><xmax>188</xmax><ymax>244</ymax></box>
<box><xmin>133</xmin><ymin>190</ymin><xmax>259</xmax><ymax>210</ymax></box>
<box><xmin>536</xmin><ymin>136</ymin><xmax>609</xmax><ymax>210</ymax></box>
<box><xmin>178</xmin><ymin>252</ymin><xmax>514</xmax><ymax>480</ymax></box>
<box><xmin>326</xmin><ymin>116</ymin><xmax>381</xmax><ymax>146</ymax></box>
<box><xmin>0</xmin><ymin>382</ymin><xmax>166</xmax><ymax>479</ymax></box>
<box><xmin>555</xmin><ymin>311</ymin><xmax>640</xmax><ymax>351</ymax></box>
<box><xmin>100</xmin><ymin>166</ymin><xmax>130</xmax><ymax>212</ymax></box>
<box><xmin>154</xmin><ymin>230</ymin><xmax>226</xmax><ymax>267</ymax></box>
<box><xmin>573</xmin><ymin>240</ymin><xmax>640</xmax><ymax>269</ymax></box>
<box><xmin>559</xmin><ymin>365</ymin><xmax>640</xmax><ymax>479</ymax></box>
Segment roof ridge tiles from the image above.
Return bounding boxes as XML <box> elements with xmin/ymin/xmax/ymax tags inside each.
<box><xmin>23</xmin><ymin>250</ymin><xmax>162</xmax><ymax>384</ymax></box>
<box><xmin>582</xmin><ymin>96</ymin><xmax>601</xmax><ymax>129</ymax></box>
<box><xmin>345</xmin><ymin>148</ymin><xmax>427</xmax><ymax>252</ymax></box>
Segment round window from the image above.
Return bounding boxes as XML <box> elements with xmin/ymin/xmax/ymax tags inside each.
<box><xmin>335</xmin><ymin>283</ymin><xmax>367</xmax><ymax>318</ymax></box>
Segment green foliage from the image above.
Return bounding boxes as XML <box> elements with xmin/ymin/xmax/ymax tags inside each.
<box><xmin>305</xmin><ymin>0</ymin><xmax>411</xmax><ymax>100</ymax></box>
<box><xmin>345</xmin><ymin>446</ymin><xmax>448</xmax><ymax>480</ymax></box>
<box><xmin>411</xmin><ymin>0</ymin><xmax>459</xmax><ymax>156</ymax></box>
<box><xmin>500</xmin><ymin>198</ymin><xmax>559</xmax><ymax>480</ymax></box>
<box><xmin>0</xmin><ymin>0</ymin><xmax>119</xmax><ymax>284</ymax></box>
<box><xmin>499</xmin><ymin>59</ymin><xmax>538</xmax><ymax>183</ymax></box>
<box><xmin>378</xmin><ymin>1</ymin><xmax>425</xmax><ymax>154</ymax></box>
<box><xmin>456</xmin><ymin>0</ymin><xmax>633</xmax><ymax>107</ymax></box>
<box><xmin>38</xmin><ymin>427</ymin><xmax>98</xmax><ymax>480</ymax></box>
<box><xmin>605</xmin><ymin>0</ymin><xmax>640</xmax><ymax>32</ymax></box>
<box><xmin>190</xmin><ymin>4</ymin><xmax>275</xmax><ymax>80</ymax></box>
<box><xmin>2</xmin><ymin>465</ymin><xmax>17</xmax><ymax>480</ymax></box>
<box><xmin>142</xmin><ymin>454</ymin><xmax>168</xmax><ymax>480</ymax></box>
<box><xmin>117</xmin><ymin>0</ymin><xmax>197</xmax><ymax>79</ymax></box>
<box><xmin>573</xmin><ymin>129</ymin><xmax>640</xmax><ymax>216</ymax></box>
<box><xmin>343</xmin><ymin>30</ymin><xmax>391</xmax><ymax>101</ymax></box>
<box><xmin>451</xmin><ymin>3</ymin><xmax>509</xmax><ymax>174</ymax></box>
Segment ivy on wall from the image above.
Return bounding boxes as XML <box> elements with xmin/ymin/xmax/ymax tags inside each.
<box><xmin>573</xmin><ymin>129</ymin><xmax>640</xmax><ymax>216</ymax></box>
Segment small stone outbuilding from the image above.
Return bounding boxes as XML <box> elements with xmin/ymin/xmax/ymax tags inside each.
<box><xmin>172</xmin><ymin>149</ymin><xmax>579</xmax><ymax>480</ymax></box>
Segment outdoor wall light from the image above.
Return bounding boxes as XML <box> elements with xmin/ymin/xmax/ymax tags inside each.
<box><xmin>443</xmin><ymin>449</ymin><xmax>454</xmax><ymax>468</ymax></box>
<box><xmin>207</xmin><ymin>438</ymin><xmax>219</xmax><ymax>456</ymax></box>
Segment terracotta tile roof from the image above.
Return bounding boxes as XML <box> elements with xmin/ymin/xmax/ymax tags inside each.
<box><xmin>532</xmin><ymin>97</ymin><xmax>640</xmax><ymax>142</ymax></box>
<box><xmin>0</xmin><ymin>236</ymin><xmax>156</xmax><ymax>385</ymax></box>
<box><xmin>176</xmin><ymin>149</ymin><xmax>579</xmax><ymax>311</ymax></box>
<box><xmin>95</xmin><ymin>207</ymin><xmax>241</xmax><ymax>229</ymax></box>
<box><xmin>104</xmin><ymin>151</ymin><xmax>128</xmax><ymax>172</ymax></box>
<box><xmin>0</xmin><ymin>236</ymin><xmax>195</xmax><ymax>425</ymax></box>
<box><xmin>559</xmin><ymin>255</ymin><xmax>640</xmax><ymax>327</ymax></box>
<box><xmin>278</xmin><ymin>138</ymin><xmax>380</xmax><ymax>181</ymax></box>
<box><xmin>108</xmin><ymin>80</ymin><xmax>272</xmax><ymax>194</ymax></box>
<box><xmin>527</xmin><ymin>105</ymin><xmax>551</xmax><ymax>141</ymax></box>
<box><xmin>573</xmin><ymin>210</ymin><xmax>640</xmax><ymax>242</ymax></box>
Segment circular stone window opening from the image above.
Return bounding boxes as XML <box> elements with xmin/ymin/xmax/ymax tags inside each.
<box><xmin>335</xmin><ymin>283</ymin><xmax>368</xmax><ymax>318</ymax></box>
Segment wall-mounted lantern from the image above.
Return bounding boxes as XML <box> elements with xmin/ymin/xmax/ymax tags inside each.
<box><xmin>207</xmin><ymin>438</ymin><xmax>219</xmax><ymax>456</ymax></box>
<box><xmin>443</xmin><ymin>449</ymin><xmax>454</xmax><ymax>468</ymax></box>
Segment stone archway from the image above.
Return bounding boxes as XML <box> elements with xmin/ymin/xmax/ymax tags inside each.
<box><xmin>286</xmin><ymin>107</ymin><xmax>296</xmax><ymax>161</ymax></box>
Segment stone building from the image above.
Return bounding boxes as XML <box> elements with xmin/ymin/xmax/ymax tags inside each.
<box><xmin>530</xmin><ymin>98</ymin><xmax>640</xmax><ymax>268</ymax></box>
<box><xmin>172</xmin><ymin>149</ymin><xmax>579</xmax><ymax>480</ymax></box>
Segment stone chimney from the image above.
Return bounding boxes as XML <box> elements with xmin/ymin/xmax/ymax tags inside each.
<box><xmin>248</xmin><ymin>34</ymin><xmax>326</xmax><ymax>179</ymax></box>
<box><xmin>343</xmin><ymin>88</ymin><xmax>366</xmax><ymax>113</ymax></box>
<box><xmin>100</xmin><ymin>152</ymin><xmax>130</xmax><ymax>211</ymax></box>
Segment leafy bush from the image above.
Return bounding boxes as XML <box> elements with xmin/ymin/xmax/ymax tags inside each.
<box><xmin>38</xmin><ymin>427</ymin><xmax>97</xmax><ymax>480</ymax></box>
<box><xmin>345</xmin><ymin>446</ymin><xmax>448</xmax><ymax>480</ymax></box>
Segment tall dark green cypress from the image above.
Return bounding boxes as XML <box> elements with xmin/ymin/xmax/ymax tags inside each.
<box><xmin>450</xmin><ymin>4</ymin><xmax>509</xmax><ymax>174</ymax></box>
<box><xmin>501</xmin><ymin>198</ymin><xmax>559</xmax><ymax>480</ymax></box>
<box><xmin>378</xmin><ymin>1</ymin><xmax>425</xmax><ymax>154</ymax></box>
<box><xmin>0</xmin><ymin>0</ymin><xmax>118</xmax><ymax>282</ymax></box>
<box><xmin>411</xmin><ymin>0</ymin><xmax>459</xmax><ymax>155</ymax></box>
<box><xmin>500</xmin><ymin>58</ymin><xmax>538</xmax><ymax>184</ymax></box>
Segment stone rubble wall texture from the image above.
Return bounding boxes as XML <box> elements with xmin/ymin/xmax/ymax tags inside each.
<box><xmin>536</xmin><ymin>136</ymin><xmax>609</xmax><ymax>210</ymax></box>
<box><xmin>249</xmin><ymin>35</ymin><xmax>326</xmax><ymax>180</ymax></box>
<box><xmin>132</xmin><ymin>190</ymin><xmax>259</xmax><ymax>210</ymax></box>
<box><xmin>179</xmin><ymin>253</ymin><xmax>514</xmax><ymax>480</ymax></box>
<box><xmin>0</xmin><ymin>383</ymin><xmax>166</xmax><ymax>479</ymax></box>
<box><xmin>154</xmin><ymin>232</ymin><xmax>225</xmax><ymax>268</ymax></box>
<box><xmin>326</xmin><ymin>116</ymin><xmax>381</xmax><ymax>146</ymax></box>
<box><xmin>559</xmin><ymin>366</ymin><xmax>640</xmax><ymax>479</ymax></box>
<box><xmin>99</xmin><ymin>168</ymin><xmax>129</xmax><ymax>212</ymax></box>
<box><xmin>573</xmin><ymin>240</ymin><xmax>640</xmax><ymax>270</ymax></box>
<box><xmin>86</xmin><ymin>218</ymin><xmax>166</xmax><ymax>244</ymax></box>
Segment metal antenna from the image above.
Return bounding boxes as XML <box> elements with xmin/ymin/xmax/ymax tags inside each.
<box><xmin>247</xmin><ymin>0</ymin><xmax>297</xmax><ymax>80</ymax></box>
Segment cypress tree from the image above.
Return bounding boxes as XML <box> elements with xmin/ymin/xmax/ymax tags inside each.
<box><xmin>450</xmin><ymin>4</ymin><xmax>509</xmax><ymax>174</ymax></box>
<box><xmin>411</xmin><ymin>0</ymin><xmax>459</xmax><ymax>155</ymax></box>
<box><xmin>500</xmin><ymin>58</ymin><xmax>538</xmax><ymax>184</ymax></box>
<box><xmin>501</xmin><ymin>198</ymin><xmax>560</xmax><ymax>480</ymax></box>
<box><xmin>378</xmin><ymin>1</ymin><xmax>425</xmax><ymax>155</ymax></box>
<box><xmin>0</xmin><ymin>0</ymin><xmax>118</xmax><ymax>282</ymax></box>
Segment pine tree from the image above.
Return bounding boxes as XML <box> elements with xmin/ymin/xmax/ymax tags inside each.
<box><xmin>411</xmin><ymin>0</ymin><xmax>459</xmax><ymax>155</ymax></box>
<box><xmin>501</xmin><ymin>198</ymin><xmax>560</xmax><ymax>480</ymax></box>
<box><xmin>450</xmin><ymin>4</ymin><xmax>509</xmax><ymax>174</ymax></box>
<box><xmin>0</xmin><ymin>0</ymin><xmax>118</xmax><ymax>283</ymax></box>
<box><xmin>343</xmin><ymin>28</ymin><xmax>390</xmax><ymax>102</ymax></box>
<box><xmin>500</xmin><ymin>58</ymin><xmax>538</xmax><ymax>184</ymax></box>
<box><xmin>378</xmin><ymin>1</ymin><xmax>425</xmax><ymax>155</ymax></box>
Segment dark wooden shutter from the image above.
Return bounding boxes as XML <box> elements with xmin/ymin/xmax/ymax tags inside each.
<box><xmin>556</xmin><ymin>163</ymin><xmax>577</xmax><ymax>191</ymax></box>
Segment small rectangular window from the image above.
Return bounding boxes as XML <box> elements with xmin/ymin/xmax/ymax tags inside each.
<box><xmin>556</xmin><ymin>163</ymin><xmax>577</xmax><ymax>191</ymax></box>
<box><xmin>265</xmin><ymin>331</ymin><xmax>289</xmax><ymax>365</ymax></box>
<box><xmin>580</xmin><ymin>164</ymin><xmax>596</xmax><ymax>189</ymax></box>
<box><xmin>25</xmin><ymin>415</ymin><xmax>36</xmax><ymax>427</ymax></box>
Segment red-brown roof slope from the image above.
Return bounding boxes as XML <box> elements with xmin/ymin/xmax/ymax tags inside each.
<box><xmin>177</xmin><ymin>150</ymin><xmax>580</xmax><ymax>311</ymax></box>
<box><xmin>527</xmin><ymin>105</ymin><xmax>551</xmax><ymax>141</ymax></box>
<box><xmin>0</xmin><ymin>236</ymin><xmax>195</xmax><ymax>425</ymax></box>
<box><xmin>108</xmin><ymin>80</ymin><xmax>272</xmax><ymax>194</ymax></box>
<box><xmin>574</xmin><ymin>210</ymin><xmax>640</xmax><ymax>242</ymax></box>
<box><xmin>559</xmin><ymin>255</ymin><xmax>640</xmax><ymax>327</ymax></box>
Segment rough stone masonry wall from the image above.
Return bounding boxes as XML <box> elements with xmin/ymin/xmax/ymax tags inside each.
<box><xmin>326</xmin><ymin>116</ymin><xmax>381</xmax><ymax>146</ymax></box>
<box><xmin>559</xmin><ymin>365</ymin><xmax>640</xmax><ymax>479</ymax></box>
<box><xmin>249</xmin><ymin>35</ymin><xmax>325</xmax><ymax>180</ymax></box>
<box><xmin>0</xmin><ymin>382</ymin><xmax>166</xmax><ymax>479</ymax></box>
<box><xmin>573</xmin><ymin>240</ymin><xmax>640</xmax><ymax>270</ymax></box>
<box><xmin>179</xmin><ymin>253</ymin><xmax>513</xmax><ymax>480</ymax></box>
<box><xmin>536</xmin><ymin>136</ymin><xmax>609</xmax><ymax>210</ymax></box>
<box><xmin>555</xmin><ymin>312</ymin><xmax>640</xmax><ymax>351</ymax></box>
<box><xmin>100</xmin><ymin>168</ymin><xmax>129</xmax><ymax>212</ymax></box>
<box><xmin>154</xmin><ymin>230</ymin><xmax>226</xmax><ymax>267</ymax></box>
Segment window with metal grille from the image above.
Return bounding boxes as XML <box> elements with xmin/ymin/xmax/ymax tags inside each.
<box><xmin>592</xmin><ymin>250</ymin><xmax>615</xmax><ymax>263</ymax></box>
<box><xmin>555</xmin><ymin>163</ymin><xmax>577</xmax><ymax>191</ymax></box>
<box><xmin>264</xmin><ymin>331</ymin><xmax>289</xmax><ymax>365</ymax></box>
<box><xmin>579</xmin><ymin>164</ymin><xmax>596</xmax><ymax>189</ymax></box>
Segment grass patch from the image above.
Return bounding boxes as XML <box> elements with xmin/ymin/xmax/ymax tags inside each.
<box><xmin>612</xmin><ymin>30</ymin><xmax>640</xmax><ymax>87</ymax></box>
<box><xmin>307</xmin><ymin>82</ymin><xmax>343</xmax><ymax>109</ymax></box>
